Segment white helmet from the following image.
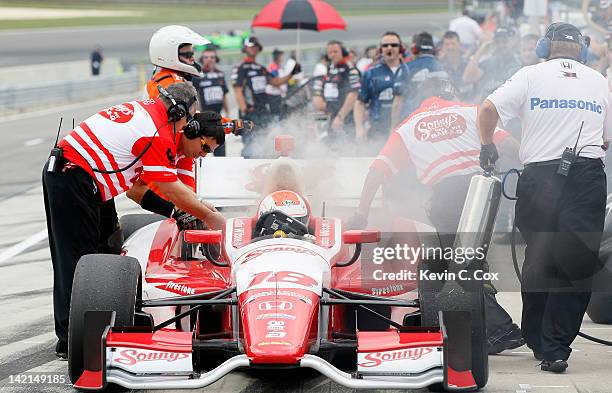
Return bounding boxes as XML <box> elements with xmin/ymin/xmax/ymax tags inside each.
<box><xmin>149</xmin><ymin>25</ymin><xmax>210</xmax><ymax>77</ymax></box>
<box><xmin>258</xmin><ymin>190</ymin><xmax>310</xmax><ymax>225</ymax></box>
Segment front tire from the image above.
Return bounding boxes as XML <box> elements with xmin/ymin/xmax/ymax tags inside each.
<box><xmin>120</xmin><ymin>213</ymin><xmax>165</xmax><ymax>240</ymax></box>
<box><xmin>68</xmin><ymin>254</ymin><xmax>140</xmax><ymax>385</ymax></box>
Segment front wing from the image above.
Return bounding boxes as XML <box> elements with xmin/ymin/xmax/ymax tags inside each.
<box><xmin>74</xmin><ymin>310</ymin><xmax>476</xmax><ymax>392</ymax></box>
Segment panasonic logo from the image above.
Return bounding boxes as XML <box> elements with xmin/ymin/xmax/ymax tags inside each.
<box><xmin>530</xmin><ymin>97</ymin><xmax>602</xmax><ymax>114</ymax></box>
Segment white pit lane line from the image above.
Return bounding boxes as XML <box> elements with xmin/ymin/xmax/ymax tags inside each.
<box><xmin>0</xmin><ymin>229</ymin><xmax>47</xmax><ymax>266</ymax></box>
<box><xmin>24</xmin><ymin>138</ymin><xmax>45</xmax><ymax>147</ymax></box>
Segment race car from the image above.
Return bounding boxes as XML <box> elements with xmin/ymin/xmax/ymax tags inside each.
<box><xmin>68</xmin><ymin>137</ymin><xmax>488</xmax><ymax>391</ymax></box>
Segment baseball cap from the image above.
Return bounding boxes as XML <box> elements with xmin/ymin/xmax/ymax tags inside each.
<box><xmin>244</xmin><ymin>36</ymin><xmax>263</xmax><ymax>50</ymax></box>
<box><xmin>415</xmin><ymin>32</ymin><xmax>434</xmax><ymax>52</ymax></box>
<box><xmin>494</xmin><ymin>26</ymin><xmax>514</xmax><ymax>40</ymax></box>
<box><xmin>545</xmin><ymin>22</ymin><xmax>583</xmax><ymax>43</ymax></box>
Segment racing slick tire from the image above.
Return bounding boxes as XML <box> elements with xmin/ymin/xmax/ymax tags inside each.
<box><xmin>418</xmin><ymin>258</ymin><xmax>488</xmax><ymax>391</ymax></box>
<box><xmin>120</xmin><ymin>213</ymin><xmax>165</xmax><ymax>240</ymax></box>
<box><xmin>587</xmin><ymin>292</ymin><xmax>612</xmax><ymax>324</ymax></box>
<box><xmin>68</xmin><ymin>254</ymin><xmax>141</xmax><ymax>386</ymax></box>
<box><xmin>586</xmin><ymin>247</ymin><xmax>612</xmax><ymax>324</ymax></box>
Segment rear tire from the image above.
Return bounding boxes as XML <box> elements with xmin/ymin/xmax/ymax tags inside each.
<box><xmin>120</xmin><ymin>213</ymin><xmax>165</xmax><ymax>240</ymax></box>
<box><xmin>68</xmin><ymin>254</ymin><xmax>141</xmax><ymax>385</ymax></box>
<box><xmin>419</xmin><ymin>259</ymin><xmax>488</xmax><ymax>390</ymax></box>
<box><xmin>587</xmin><ymin>292</ymin><xmax>612</xmax><ymax>324</ymax></box>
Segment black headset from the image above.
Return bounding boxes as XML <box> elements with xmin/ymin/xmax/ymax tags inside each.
<box><xmin>327</xmin><ymin>40</ymin><xmax>349</xmax><ymax>58</ymax></box>
<box><xmin>157</xmin><ymin>85</ymin><xmax>196</xmax><ymax>123</ymax></box>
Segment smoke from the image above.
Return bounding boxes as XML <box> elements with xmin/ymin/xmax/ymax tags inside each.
<box><xmin>239</xmin><ymin>107</ymin><xmax>431</xmax><ymax>228</ymax></box>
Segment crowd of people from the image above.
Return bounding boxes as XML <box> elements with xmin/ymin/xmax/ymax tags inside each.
<box><xmin>143</xmin><ymin>7</ymin><xmax>603</xmax><ymax>159</ymax></box>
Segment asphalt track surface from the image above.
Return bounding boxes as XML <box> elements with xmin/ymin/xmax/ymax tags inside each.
<box><xmin>0</xmin><ymin>13</ymin><xmax>451</xmax><ymax>67</ymax></box>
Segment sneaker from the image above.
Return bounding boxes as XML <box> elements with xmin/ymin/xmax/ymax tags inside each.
<box><xmin>488</xmin><ymin>324</ymin><xmax>526</xmax><ymax>355</ymax></box>
<box><xmin>540</xmin><ymin>360</ymin><xmax>568</xmax><ymax>373</ymax></box>
<box><xmin>55</xmin><ymin>340</ymin><xmax>67</xmax><ymax>360</ymax></box>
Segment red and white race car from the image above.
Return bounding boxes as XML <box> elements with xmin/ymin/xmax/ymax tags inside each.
<box><xmin>68</xmin><ymin>138</ymin><xmax>488</xmax><ymax>392</ymax></box>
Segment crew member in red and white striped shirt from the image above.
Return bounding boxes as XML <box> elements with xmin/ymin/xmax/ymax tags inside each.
<box><xmin>42</xmin><ymin>82</ymin><xmax>225</xmax><ymax>359</ymax></box>
<box><xmin>352</xmin><ymin>76</ymin><xmax>524</xmax><ymax>355</ymax></box>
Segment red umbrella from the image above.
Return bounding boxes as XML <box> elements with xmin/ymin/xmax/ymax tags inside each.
<box><xmin>252</xmin><ymin>0</ymin><xmax>347</xmax><ymax>60</ymax></box>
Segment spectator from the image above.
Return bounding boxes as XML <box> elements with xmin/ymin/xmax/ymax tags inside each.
<box><xmin>449</xmin><ymin>9</ymin><xmax>483</xmax><ymax>52</ymax></box>
<box><xmin>192</xmin><ymin>46</ymin><xmax>230</xmax><ymax>156</ymax></box>
<box><xmin>391</xmin><ymin>32</ymin><xmax>447</xmax><ymax>124</ymax></box>
<box><xmin>232</xmin><ymin>36</ymin><xmax>299</xmax><ymax>158</ymax></box>
<box><xmin>266</xmin><ymin>48</ymin><xmax>288</xmax><ymax>119</ymax></box>
<box><xmin>90</xmin><ymin>46</ymin><xmax>103</xmax><ymax>76</ymax></box>
<box><xmin>354</xmin><ymin>32</ymin><xmax>407</xmax><ymax>152</ymax></box>
<box><xmin>463</xmin><ymin>26</ymin><xmax>522</xmax><ymax>102</ymax></box>
<box><xmin>312</xmin><ymin>40</ymin><xmax>361</xmax><ymax>146</ymax></box>
<box><xmin>520</xmin><ymin>33</ymin><xmax>541</xmax><ymax>66</ymax></box>
<box><xmin>438</xmin><ymin>31</ymin><xmax>472</xmax><ymax>99</ymax></box>
<box><xmin>356</xmin><ymin>45</ymin><xmax>378</xmax><ymax>73</ymax></box>
<box><xmin>312</xmin><ymin>54</ymin><xmax>329</xmax><ymax>77</ymax></box>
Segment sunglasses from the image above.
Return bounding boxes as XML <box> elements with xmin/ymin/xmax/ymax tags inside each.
<box><xmin>381</xmin><ymin>43</ymin><xmax>400</xmax><ymax>48</ymax></box>
<box><xmin>201</xmin><ymin>55</ymin><xmax>217</xmax><ymax>59</ymax></box>
<box><xmin>178</xmin><ymin>51</ymin><xmax>195</xmax><ymax>58</ymax></box>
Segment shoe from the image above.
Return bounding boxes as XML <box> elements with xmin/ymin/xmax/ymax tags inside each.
<box><xmin>55</xmin><ymin>340</ymin><xmax>67</xmax><ymax>360</ymax></box>
<box><xmin>540</xmin><ymin>360</ymin><xmax>568</xmax><ymax>373</ymax></box>
<box><xmin>488</xmin><ymin>324</ymin><xmax>526</xmax><ymax>354</ymax></box>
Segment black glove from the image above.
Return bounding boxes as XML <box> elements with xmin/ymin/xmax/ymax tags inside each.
<box><xmin>346</xmin><ymin>212</ymin><xmax>368</xmax><ymax>230</ymax></box>
<box><xmin>291</xmin><ymin>62</ymin><xmax>302</xmax><ymax>75</ymax></box>
<box><xmin>172</xmin><ymin>209</ymin><xmax>203</xmax><ymax>231</ymax></box>
<box><xmin>479</xmin><ymin>143</ymin><xmax>499</xmax><ymax>170</ymax></box>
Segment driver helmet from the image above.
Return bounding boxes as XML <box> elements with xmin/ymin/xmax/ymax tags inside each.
<box><xmin>258</xmin><ymin>190</ymin><xmax>310</xmax><ymax>225</ymax></box>
<box><xmin>149</xmin><ymin>25</ymin><xmax>210</xmax><ymax>77</ymax></box>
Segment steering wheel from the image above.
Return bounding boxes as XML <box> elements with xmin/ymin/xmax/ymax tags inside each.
<box><xmin>253</xmin><ymin>210</ymin><xmax>309</xmax><ymax>239</ymax></box>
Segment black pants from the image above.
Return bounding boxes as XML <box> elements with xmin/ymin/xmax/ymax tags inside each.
<box><xmin>42</xmin><ymin>162</ymin><xmax>118</xmax><ymax>344</ymax></box>
<box><xmin>429</xmin><ymin>174</ymin><xmax>514</xmax><ymax>339</ymax></box>
<box><xmin>516</xmin><ymin>160</ymin><xmax>606</xmax><ymax>361</ymax></box>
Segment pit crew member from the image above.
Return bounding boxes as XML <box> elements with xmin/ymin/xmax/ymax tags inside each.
<box><xmin>312</xmin><ymin>40</ymin><xmax>361</xmax><ymax>141</ymax></box>
<box><xmin>391</xmin><ymin>32</ymin><xmax>446</xmax><ymax>125</ymax></box>
<box><xmin>352</xmin><ymin>76</ymin><xmax>524</xmax><ymax>355</ymax></box>
<box><xmin>232</xmin><ymin>36</ymin><xmax>299</xmax><ymax>158</ymax></box>
<box><xmin>42</xmin><ymin>82</ymin><xmax>225</xmax><ymax>359</ymax></box>
<box><xmin>478</xmin><ymin>22</ymin><xmax>611</xmax><ymax>373</ymax></box>
<box><xmin>193</xmin><ymin>46</ymin><xmax>230</xmax><ymax>156</ymax></box>
<box><xmin>354</xmin><ymin>32</ymin><xmax>408</xmax><ymax>152</ymax></box>
<box><xmin>146</xmin><ymin>25</ymin><xmax>208</xmax><ymax>98</ymax></box>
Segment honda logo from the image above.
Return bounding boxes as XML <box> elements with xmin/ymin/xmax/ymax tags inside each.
<box><xmin>258</xmin><ymin>301</ymin><xmax>293</xmax><ymax>311</ymax></box>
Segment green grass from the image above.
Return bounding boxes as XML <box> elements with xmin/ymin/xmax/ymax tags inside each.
<box><xmin>0</xmin><ymin>1</ymin><xmax>445</xmax><ymax>30</ymax></box>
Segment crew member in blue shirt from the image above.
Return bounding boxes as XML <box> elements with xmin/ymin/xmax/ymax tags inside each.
<box><xmin>391</xmin><ymin>31</ymin><xmax>447</xmax><ymax>124</ymax></box>
<box><xmin>354</xmin><ymin>32</ymin><xmax>408</xmax><ymax>153</ymax></box>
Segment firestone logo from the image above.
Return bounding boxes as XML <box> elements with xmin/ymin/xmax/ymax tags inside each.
<box><xmin>359</xmin><ymin>347</ymin><xmax>434</xmax><ymax>368</ymax></box>
<box><xmin>165</xmin><ymin>281</ymin><xmax>195</xmax><ymax>295</ymax></box>
<box><xmin>414</xmin><ymin>113</ymin><xmax>466</xmax><ymax>143</ymax></box>
<box><xmin>114</xmin><ymin>349</ymin><xmax>189</xmax><ymax>366</ymax></box>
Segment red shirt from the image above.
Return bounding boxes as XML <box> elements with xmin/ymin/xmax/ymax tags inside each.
<box><xmin>60</xmin><ymin>99</ymin><xmax>181</xmax><ymax>201</ymax></box>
